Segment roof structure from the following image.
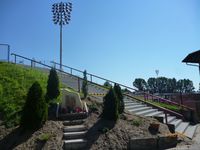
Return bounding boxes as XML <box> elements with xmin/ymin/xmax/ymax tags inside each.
<box><xmin>182</xmin><ymin>50</ymin><xmax>200</xmax><ymax>64</ymax></box>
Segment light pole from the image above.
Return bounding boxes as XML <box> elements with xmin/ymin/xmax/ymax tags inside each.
<box><xmin>52</xmin><ymin>2</ymin><xmax>72</xmax><ymax>70</ymax></box>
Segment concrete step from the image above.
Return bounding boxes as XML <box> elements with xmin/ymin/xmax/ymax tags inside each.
<box><xmin>125</xmin><ymin>103</ymin><xmax>143</xmax><ymax>107</ymax></box>
<box><xmin>175</xmin><ymin>122</ymin><xmax>189</xmax><ymax>134</ymax></box>
<box><xmin>170</xmin><ymin>119</ymin><xmax>182</xmax><ymax>128</ymax></box>
<box><xmin>63</xmin><ymin>131</ymin><xmax>86</xmax><ymax>139</ymax></box>
<box><xmin>135</xmin><ymin>109</ymin><xmax>158</xmax><ymax>116</ymax></box>
<box><xmin>145</xmin><ymin>111</ymin><xmax>163</xmax><ymax>117</ymax></box>
<box><xmin>59</xmin><ymin>113</ymin><xmax>87</xmax><ymax>120</ymax></box>
<box><xmin>64</xmin><ymin>139</ymin><xmax>87</xmax><ymax>149</ymax></box>
<box><xmin>125</xmin><ymin>104</ymin><xmax>146</xmax><ymax>110</ymax></box>
<box><xmin>63</xmin><ymin>125</ymin><xmax>86</xmax><ymax>132</ymax></box>
<box><xmin>184</xmin><ymin>125</ymin><xmax>197</xmax><ymax>139</ymax></box>
<box><xmin>163</xmin><ymin>116</ymin><xmax>176</xmax><ymax>124</ymax></box>
<box><xmin>128</xmin><ymin>107</ymin><xmax>152</xmax><ymax>113</ymax></box>
<box><xmin>63</xmin><ymin>119</ymin><xmax>85</xmax><ymax>126</ymax></box>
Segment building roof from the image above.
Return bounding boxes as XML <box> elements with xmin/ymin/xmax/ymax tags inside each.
<box><xmin>182</xmin><ymin>50</ymin><xmax>200</xmax><ymax>63</ymax></box>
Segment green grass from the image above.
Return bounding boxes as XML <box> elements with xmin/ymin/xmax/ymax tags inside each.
<box><xmin>0</xmin><ymin>62</ymin><xmax>48</xmax><ymax>127</ymax></box>
<box><xmin>38</xmin><ymin>133</ymin><xmax>52</xmax><ymax>142</ymax></box>
<box><xmin>131</xmin><ymin>119</ymin><xmax>142</xmax><ymax>127</ymax></box>
<box><xmin>134</xmin><ymin>96</ymin><xmax>181</xmax><ymax>113</ymax></box>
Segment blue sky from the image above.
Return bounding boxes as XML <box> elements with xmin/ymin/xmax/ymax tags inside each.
<box><xmin>0</xmin><ymin>0</ymin><xmax>200</xmax><ymax>89</ymax></box>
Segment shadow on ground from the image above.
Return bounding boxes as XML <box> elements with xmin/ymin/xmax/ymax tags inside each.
<box><xmin>85</xmin><ymin>117</ymin><xmax>116</xmax><ymax>149</ymax></box>
<box><xmin>0</xmin><ymin>127</ymin><xmax>35</xmax><ymax>150</ymax></box>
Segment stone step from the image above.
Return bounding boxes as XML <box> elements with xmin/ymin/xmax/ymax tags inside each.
<box><xmin>184</xmin><ymin>125</ymin><xmax>197</xmax><ymax>139</ymax></box>
<box><xmin>64</xmin><ymin>139</ymin><xmax>87</xmax><ymax>150</ymax></box>
<box><xmin>175</xmin><ymin>122</ymin><xmax>189</xmax><ymax>134</ymax></box>
<box><xmin>63</xmin><ymin>131</ymin><xmax>86</xmax><ymax>139</ymax></box>
<box><xmin>135</xmin><ymin>109</ymin><xmax>158</xmax><ymax>116</ymax></box>
<box><xmin>125</xmin><ymin>104</ymin><xmax>146</xmax><ymax>110</ymax></box>
<box><xmin>128</xmin><ymin>107</ymin><xmax>152</xmax><ymax>113</ymax></box>
<box><xmin>125</xmin><ymin>103</ymin><xmax>143</xmax><ymax>107</ymax></box>
<box><xmin>170</xmin><ymin>119</ymin><xmax>182</xmax><ymax>128</ymax></box>
<box><xmin>63</xmin><ymin>125</ymin><xmax>86</xmax><ymax>132</ymax></box>
<box><xmin>145</xmin><ymin>111</ymin><xmax>163</xmax><ymax>117</ymax></box>
<box><xmin>163</xmin><ymin>116</ymin><xmax>176</xmax><ymax>124</ymax></box>
<box><xmin>63</xmin><ymin>119</ymin><xmax>85</xmax><ymax>126</ymax></box>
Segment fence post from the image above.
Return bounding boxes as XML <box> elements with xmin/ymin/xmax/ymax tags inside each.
<box><xmin>8</xmin><ymin>45</ymin><xmax>10</xmax><ymax>63</ymax></box>
<box><xmin>78</xmin><ymin>77</ymin><xmax>80</xmax><ymax>92</ymax></box>
<box><xmin>14</xmin><ymin>54</ymin><xmax>16</xmax><ymax>64</ymax></box>
<box><xmin>70</xmin><ymin>68</ymin><xmax>72</xmax><ymax>75</ymax></box>
<box><xmin>165</xmin><ymin>112</ymin><xmax>168</xmax><ymax>124</ymax></box>
<box><xmin>90</xmin><ymin>75</ymin><xmax>92</xmax><ymax>82</ymax></box>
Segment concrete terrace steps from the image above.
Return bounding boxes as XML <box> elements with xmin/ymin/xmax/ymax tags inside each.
<box><xmin>128</xmin><ymin>106</ymin><xmax>152</xmax><ymax>113</ymax></box>
<box><xmin>124</xmin><ymin>97</ymin><xmax>198</xmax><ymax>139</ymax></box>
<box><xmin>62</xmin><ymin>117</ymin><xmax>88</xmax><ymax>150</ymax></box>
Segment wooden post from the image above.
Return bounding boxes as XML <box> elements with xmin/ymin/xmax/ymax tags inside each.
<box><xmin>70</xmin><ymin>68</ymin><xmax>72</xmax><ymax>75</ymax></box>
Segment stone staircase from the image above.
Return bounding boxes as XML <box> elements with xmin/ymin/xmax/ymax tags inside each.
<box><xmin>63</xmin><ymin>119</ymin><xmax>87</xmax><ymax>150</ymax></box>
<box><xmin>124</xmin><ymin>96</ymin><xmax>197</xmax><ymax>139</ymax></box>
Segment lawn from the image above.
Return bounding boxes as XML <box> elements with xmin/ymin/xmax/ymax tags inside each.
<box><xmin>0</xmin><ymin>62</ymin><xmax>48</xmax><ymax>127</ymax></box>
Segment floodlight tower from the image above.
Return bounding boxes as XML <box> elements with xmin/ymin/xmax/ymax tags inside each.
<box><xmin>52</xmin><ymin>2</ymin><xmax>72</xmax><ymax>70</ymax></box>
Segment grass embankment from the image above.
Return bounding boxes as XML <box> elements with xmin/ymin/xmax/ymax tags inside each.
<box><xmin>0</xmin><ymin>62</ymin><xmax>48</xmax><ymax>127</ymax></box>
<box><xmin>133</xmin><ymin>96</ymin><xmax>181</xmax><ymax>112</ymax></box>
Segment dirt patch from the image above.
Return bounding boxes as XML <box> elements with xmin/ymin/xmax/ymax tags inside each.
<box><xmin>0</xmin><ymin>121</ymin><xmax>63</xmax><ymax>150</ymax></box>
<box><xmin>84</xmin><ymin>96</ymin><xmax>171</xmax><ymax>150</ymax></box>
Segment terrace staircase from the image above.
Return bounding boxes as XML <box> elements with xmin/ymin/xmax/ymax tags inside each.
<box><xmin>123</xmin><ymin>95</ymin><xmax>197</xmax><ymax>139</ymax></box>
<box><xmin>62</xmin><ymin>117</ymin><xmax>88</xmax><ymax>150</ymax></box>
<box><xmin>10</xmin><ymin>53</ymin><xmax>198</xmax><ymax>139</ymax></box>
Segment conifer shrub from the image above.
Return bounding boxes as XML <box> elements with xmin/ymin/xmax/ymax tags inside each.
<box><xmin>102</xmin><ymin>87</ymin><xmax>119</xmax><ymax>121</ymax></box>
<box><xmin>46</xmin><ymin>68</ymin><xmax>60</xmax><ymax>102</ymax></box>
<box><xmin>21</xmin><ymin>81</ymin><xmax>47</xmax><ymax>130</ymax></box>
<box><xmin>114</xmin><ymin>84</ymin><xmax>124</xmax><ymax>114</ymax></box>
<box><xmin>82</xmin><ymin>70</ymin><xmax>88</xmax><ymax>98</ymax></box>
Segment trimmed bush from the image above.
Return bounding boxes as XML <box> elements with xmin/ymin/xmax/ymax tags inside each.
<box><xmin>102</xmin><ymin>87</ymin><xmax>119</xmax><ymax>121</ymax></box>
<box><xmin>82</xmin><ymin>70</ymin><xmax>88</xmax><ymax>98</ymax></box>
<box><xmin>21</xmin><ymin>81</ymin><xmax>47</xmax><ymax>130</ymax></box>
<box><xmin>114</xmin><ymin>84</ymin><xmax>124</xmax><ymax>114</ymax></box>
<box><xmin>46</xmin><ymin>68</ymin><xmax>60</xmax><ymax>102</ymax></box>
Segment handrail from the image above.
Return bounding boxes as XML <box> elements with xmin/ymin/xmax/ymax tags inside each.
<box><xmin>11</xmin><ymin>53</ymin><xmax>194</xmax><ymax>113</ymax></box>
<box><xmin>51</xmin><ymin>61</ymin><xmax>137</xmax><ymax>91</ymax></box>
<box><xmin>142</xmin><ymin>92</ymin><xmax>194</xmax><ymax>111</ymax></box>
<box><xmin>124</xmin><ymin>93</ymin><xmax>184</xmax><ymax>120</ymax></box>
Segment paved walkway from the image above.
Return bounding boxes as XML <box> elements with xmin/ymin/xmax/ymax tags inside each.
<box><xmin>169</xmin><ymin>124</ymin><xmax>200</xmax><ymax>150</ymax></box>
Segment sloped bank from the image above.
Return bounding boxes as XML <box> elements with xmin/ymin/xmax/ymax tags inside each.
<box><xmin>84</xmin><ymin>98</ymin><xmax>178</xmax><ymax>150</ymax></box>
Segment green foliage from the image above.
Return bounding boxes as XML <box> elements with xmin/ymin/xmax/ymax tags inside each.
<box><xmin>114</xmin><ymin>84</ymin><xmax>124</xmax><ymax>114</ymax></box>
<box><xmin>103</xmin><ymin>81</ymin><xmax>112</xmax><ymax>88</ymax></box>
<box><xmin>133</xmin><ymin>78</ymin><xmax>147</xmax><ymax>91</ymax></box>
<box><xmin>131</xmin><ymin>119</ymin><xmax>142</xmax><ymax>127</ymax></box>
<box><xmin>135</xmin><ymin>77</ymin><xmax>195</xmax><ymax>94</ymax></box>
<box><xmin>38</xmin><ymin>133</ymin><xmax>52</xmax><ymax>142</ymax></box>
<box><xmin>0</xmin><ymin>62</ymin><xmax>47</xmax><ymax>127</ymax></box>
<box><xmin>82</xmin><ymin>70</ymin><xmax>88</xmax><ymax>98</ymax></box>
<box><xmin>21</xmin><ymin>82</ymin><xmax>47</xmax><ymax>130</ymax></box>
<box><xmin>102</xmin><ymin>88</ymin><xmax>119</xmax><ymax>121</ymax></box>
<box><xmin>46</xmin><ymin>68</ymin><xmax>60</xmax><ymax>102</ymax></box>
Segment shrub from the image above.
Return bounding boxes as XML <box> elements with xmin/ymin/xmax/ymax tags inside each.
<box><xmin>131</xmin><ymin>119</ymin><xmax>142</xmax><ymax>127</ymax></box>
<box><xmin>81</xmin><ymin>70</ymin><xmax>88</xmax><ymax>98</ymax></box>
<box><xmin>114</xmin><ymin>84</ymin><xmax>124</xmax><ymax>114</ymax></box>
<box><xmin>102</xmin><ymin>88</ymin><xmax>119</xmax><ymax>121</ymax></box>
<box><xmin>38</xmin><ymin>133</ymin><xmax>52</xmax><ymax>142</ymax></box>
<box><xmin>21</xmin><ymin>82</ymin><xmax>47</xmax><ymax>130</ymax></box>
<box><xmin>46</xmin><ymin>68</ymin><xmax>60</xmax><ymax>102</ymax></box>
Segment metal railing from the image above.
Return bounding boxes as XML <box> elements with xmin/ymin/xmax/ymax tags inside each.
<box><xmin>10</xmin><ymin>53</ymin><xmax>194</xmax><ymax>121</ymax></box>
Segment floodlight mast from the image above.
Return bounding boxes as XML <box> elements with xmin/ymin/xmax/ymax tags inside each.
<box><xmin>52</xmin><ymin>2</ymin><xmax>72</xmax><ymax>70</ymax></box>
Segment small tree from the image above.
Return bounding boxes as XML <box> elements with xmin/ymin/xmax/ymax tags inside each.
<box><xmin>46</xmin><ymin>68</ymin><xmax>60</xmax><ymax>102</ymax></box>
<box><xmin>102</xmin><ymin>87</ymin><xmax>119</xmax><ymax>121</ymax></box>
<box><xmin>114</xmin><ymin>84</ymin><xmax>124</xmax><ymax>114</ymax></box>
<box><xmin>21</xmin><ymin>81</ymin><xmax>47</xmax><ymax>130</ymax></box>
<box><xmin>82</xmin><ymin>70</ymin><xmax>88</xmax><ymax>98</ymax></box>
